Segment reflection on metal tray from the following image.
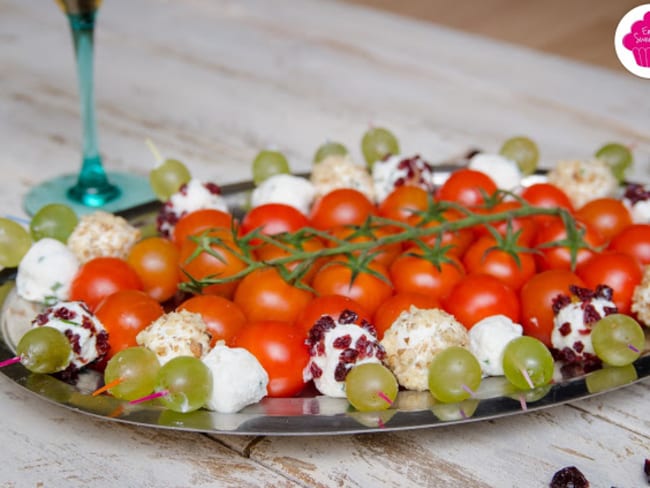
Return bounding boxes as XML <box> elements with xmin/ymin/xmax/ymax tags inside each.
<box><xmin>1</xmin><ymin>175</ymin><xmax>649</xmax><ymax>436</ymax></box>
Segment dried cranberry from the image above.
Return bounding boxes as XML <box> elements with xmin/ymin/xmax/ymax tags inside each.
<box><xmin>644</xmin><ymin>458</ymin><xmax>650</xmax><ymax>483</ymax></box>
<box><xmin>310</xmin><ymin>362</ymin><xmax>323</xmax><ymax>379</ymax></box>
<box><xmin>549</xmin><ymin>465</ymin><xmax>589</xmax><ymax>488</ymax></box>
<box><xmin>552</xmin><ymin>294</ymin><xmax>571</xmax><ymax>314</ymax></box>
<box><xmin>339</xmin><ymin>349</ymin><xmax>358</xmax><ymax>364</ymax></box>
<box><xmin>582</xmin><ymin>304</ymin><xmax>601</xmax><ymax>325</ymax></box>
<box><xmin>332</xmin><ymin>335</ymin><xmax>352</xmax><ymax>349</ymax></box>
<box><xmin>624</xmin><ymin>183</ymin><xmax>650</xmax><ymax>205</ymax></box>
<box><xmin>64</xmin><ymin>330</ymin><xmax>81</xmax><ymax>355</ymax></box>
<box><xmin>53</xmin><ymin>306</ymin><xmax>77</xmax><ymax>321</ymax></box>
<box><xmin>204</xmin><ymin>182</ymin><xmax>221</xmax><ymax>195</ymax></box>
<box><xmin>570</xmin><ymin>285</ymin><xmax>594</xmax><ymax>302</ymax></box>
<box><xmin>573</xmin><ymin>341</ymin><xmax>584</xmax><ymax>354</ymax></box>
<box><xmin>338</xmin><ymin>309</ymin><xmax>358</xmax><ymax>325</ymax></box>
<box><xmin>334</xmin><ymin>362</ymin><xmax>348</xmax><ymax>382</ymax></box>
<box><xmin>95</xmin><ymin>330</ymin><xmax>110</xmax><ymax>357</ymax></box>
<box><xmin>559</xmin><ymin>322</ymin><xmax>572</xmax><ymax>336</ymax></box>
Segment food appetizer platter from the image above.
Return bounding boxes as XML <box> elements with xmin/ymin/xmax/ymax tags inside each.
<box><xmin>1</xmin><ymin>134</ymin><xmax>649</xmax><ymax>436</ymax></box>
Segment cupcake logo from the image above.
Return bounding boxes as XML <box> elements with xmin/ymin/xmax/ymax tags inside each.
<box><xmin>616</xmin><ymin>5</ymin><xmax>650</xmax><ymax>78</ymax></box>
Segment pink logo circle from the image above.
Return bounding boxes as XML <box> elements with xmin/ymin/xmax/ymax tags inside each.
<box><xmin>623</xmin><ymin>11</ymin><xmax>650</xmax><ymax>67</ymax></box>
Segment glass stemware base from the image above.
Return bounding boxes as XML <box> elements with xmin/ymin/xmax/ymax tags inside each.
<box><xmin>24</xmin><ymin>172</ymin><xmax>155</xmax><ymax>216</ymax></box>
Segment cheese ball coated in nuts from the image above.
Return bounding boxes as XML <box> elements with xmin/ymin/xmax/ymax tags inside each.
<box><xmin>67</xmin><ymin>211</ymin><xmax>141</xmax><ymax>263</ymax></box>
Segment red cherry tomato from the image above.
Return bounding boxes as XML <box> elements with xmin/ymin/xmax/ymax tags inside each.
<box><xmin>520</xmin><ymin>269</ymin><xmax>585</xmax><ymax>346</ymax></box>
<box><xmin>372</xmin><ymin>292</ymin><xmax>439</xmax><ymax>340</ymax></box>
<box><xmin>178</xmin><ymin>230</ymin><xmax>246</xmax><ymax>298</ymax></box>
<box><xmin>389</xmin><ymin>250</ymin><xmax>465</xmax><ymax>301</ymax></box>
<box><xmin>532</xmin><ymin>217</ymin><xmax>603</xmax><ymax>271</ymax></box>
<box><xmin>576</xmin><ymin>251</ymin><xmax>643</xmax><ymax>315</ymax></box>
<box><xmin>575</xmin><ymin>197</ymin><xmax>632</xmax><ymax>243</ymax></box>
<box><xmin>240</xmin><ymin>203</ymin><xmax>308</xmax><ymax>241</ymax></box>
<box><xmin>233</xmin><ymin>320</ymin><xmax>310</xmax><ymax>397</ymax></box>
<box><xmin>177</xmin><ymin>295</ymin><xmax>247</xmax><ymax>347</ymax></box>
<box><xmin>311</xmin><ymin>259</ymin><xmax>392</xmax><ymax>316</ymax></box>
<box><xmin>233</xmin><ymin>267</ymin><xmax>313</xmax><ymax>324</ymax></box>
<box><xmin>326</xmin><ymin>225</ymin><xmax>401</xmax><ymax>268</ymax></box>
<box><xmin>443</xmin><ymin>274</ymin><xmax>520</xmax><ymax>329</ymax></box>
<box><xmin>309</xmin><ymin>188</ymin><xmax>375</xmax><ymax>230</ymax></box>
<box><xmin>378</xmin><ymin>185</ymin><xmax>430</xmax><ymax>223</ymax></box>
<box><xmin>436</xmin><ymin>169</ymin><xmax>498</xmax><ymax>207</ymax></box>
<box><xmin>608</xmin><ymin>223</ymin><xmax>650</xmax><ymax>265</ymax></box>
<box><xmin>95</xmin><ymin>289</ymin><xmax>164</xmax><ymax>358</ymax></box>
<box><xmin>295</xmin><ymin>294</ymin><xmax>372</xmax><ymax>337</ymax></box>
<box><xmin>70</xmin><ymin>257</ymin><xmax>143</xmax><ymax>311</ymax></box>
<box><xmin>462</xmin><ymin>235</ymin><xmax>536</xmax><ymax>291</ymax></box>
<box><xmin>172</xmin><ymin>208</ymin><xmax>234</xmax><ymax>248</ymax></box>
<box><xmin>405</xmin><ymin>208</ymin><xmax>475</xmax><ymax>257</ymax></box>
<box><xmin>127</xmin><ymin>237</ymin><xmax>180</xmax><ymax>302</ymax></box>
<box><xmin>473</xmin><ymin>200</ymin><xmax>538</xmax><ymax>246</ymax></box>
<box><xmin>520</xmin><ymin>183</ymin><xmax>574</xmax><ymax>227</ymax></box>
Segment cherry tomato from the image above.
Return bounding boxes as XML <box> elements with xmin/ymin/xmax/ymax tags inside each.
<box><xmin>436</xmin><ymin>168</ymin><xmax>498</xmax><ymax>207</ymax></box>
<box><xmin>233</xmin><ymin>320</ymin><xmax>310</xmax><ymax>397</ymax></box>
<box><xmin>233</xmin><ymin>267</ymin><xmax>313</xmax><ymax>324</ymax></box>
<box><xmin>95</xmin><ymin>289</ymin><xmax>164</xmax><ymax>358</ymax></box>
<box><xmin>443</xmin><ymin>274</ymin><xmax>520</xmax><ymax>329</ymax></box>
<box><xmin>177</xmin><ymin>295</ymin><xmax>247</xmax><ymax>347</ymax></box>
<box><xmin>405</xmin><ymin>208</ymin><xmax>475</xmax><ymax>257</ymax></box>
<box><xmin>127</xmin><ymin>237</ymin><xmax>180</xmax><ymax>302</ymax></box>
<box><xmin>520</xmin><ymin>269</ymin><xmax>585</xmax><ymax>346</ymax></box>
<box><xmin>389</xmin><ymin>250</ymin><xmax>465</xmax><ymax>301</ymax></box>
<box><xmin>255</xmin><ymin>234</ymin><xmax>327</xmax><ymax>285</ymax></box>
<box><xmin>378</xmin><ymin>185</ymin><xmax>430</xmax><ymax>222</ymax></box>
<box><xmin>309</xmin><ymin>188</ymin><xmax>375</xmax><ymax>230</ymax></box>
<box><xmin>178</xmin><ymin>230</ymin><xmax>246</xmax><ymax>298</ymax></box>
<box><xmin>575</xmin><ymin>197</ymin><xmax>632</xmax><ymax>243</ymax></box>
<box><xmin>295</xmin><ymin>294</ymin><xmax>372</xmax><ymax>337</ymax></box>
<box><xmin>473</xmin><ymin>200</ymin><xmax>538</xmax><ymax>246</ymax></box>
<box><xmin>576</xmin><ymin>251</ymin><xmax>642</xmax><ymax>315</ymax></box>
<box><xmin>70</xmin><ymin>257</ymin><xmax>143</xmax><ymax>311</ymax></box>
<box><xmin>372</xmin><ymin>292</ymin><xmax>439</xmax><ymax>340</ymax></box>
<box><xmin>172</xmin><ymin>208</ymin><xmax>234</xmax><ymax>248</ymax></box>
<box><xmin>326</xmin><ymin>224</ymin><xmax>401</xmax><ymax>268</ymax></box>
<box><xmin>311</xmin><ymin>258</ymin><xmax>392</xmax><ymax>316</ymax></box>
<box><xmin>240</xmin><ymin>203</ymin><xmax>308</xmax><ymax>241</ymax></box>
<box><xmin>532</xmin><ymin>217</ymin><xmax>603</xmax><ymax>271</ymax></box>
<box><xmin>608</xmin><ymin>223</ymin><xmax>650</xmax><ymax>265</ymax></box>
<box><xmin>462</xmin><ymin>235</ymin><xmax>536</xmax><ymax>291</ymax></box>
<box><xmin>520</xmin><ymin>183</ymin><xmax>574</xmax><ymax>227</ymax></box>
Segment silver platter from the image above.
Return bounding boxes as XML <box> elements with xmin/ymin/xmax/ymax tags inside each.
<box><xmin>1</xmin><ymin>174</ymin><xmax>649</xmax><ymax>436</ymax></box>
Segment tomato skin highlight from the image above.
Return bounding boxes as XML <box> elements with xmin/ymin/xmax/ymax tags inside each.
<box><xmin>309</xmin><ymin>188</ymin><xmax>375</xmax><ymax>230</ymax></box>
<box><xmin>233</xmin><ymin>267</ymin><xmax>313</xmax><ymax>324</ymax></box>
<box><xmin>232</xmin><ymin>320</ymin><xmax>310</xmax><ymax>397</ymax></box>
<box><xmin>177</xmin><ymin>295</ymin><xmax>247</xmax><ymax>347</ymax></box>
<box><xmin>576</xmin><ymin>251</ymin><xmax>643</xmax><ymax>315</ymax></box>
<box><xmin>443</xmin><ymin>274</ymin><xmax>520</xmax><ymax>329</ymax></box>
<box><xmin>70</xmin><ymin>257</ymin><xmax>143</xmax><ymax>311</ymax></box>
<box><xmin>519</xmin><ymin>269</ymin><xmax>585</xmax><ymax>346</ymax></box>
<box><xmin>95</xmin><ymin>289</ymin><xmax>164</xmax><ymax>358</ymax></box>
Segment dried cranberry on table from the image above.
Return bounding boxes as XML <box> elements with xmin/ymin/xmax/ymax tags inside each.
<box><xmin>549</xmin><ymin>466</ymin><xmax>590</xmax><ymax>488</ymax></box>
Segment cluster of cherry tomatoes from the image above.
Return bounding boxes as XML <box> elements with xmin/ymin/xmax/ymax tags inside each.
<box><xmin>67</xmin><ymin>167</ymin><xmax>649</xmax><ymax>398</ymax></box>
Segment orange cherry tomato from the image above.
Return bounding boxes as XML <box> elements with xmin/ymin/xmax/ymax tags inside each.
<box><xmin>127</xmin><ymin>237</ymin><xmax>180</xmax><ymax>302</ymax></box>
<box><xmin>310</xmin><ymin>188</ymin><xmax>376</xmax><ymax>230</ymax></box>
<box><xmin>378</xmin><ymin>185</ymin><xmax>430</xmax><ymax>223</ymax></box>
<box><xmin>172</xmin><ymin>208</ymin><xmax>234</xmax><ymax>248</ymax></box>
<box><xmin>575</xmin><ymin>197</ymin><xmax>633</xmax><ymax>243</ymax></box>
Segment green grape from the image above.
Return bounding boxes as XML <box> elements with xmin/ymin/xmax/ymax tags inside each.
<box><xmin>313</xmin><ymin>140</ymin><xmax>348</xmax><ymax>163</ymax></box>
<box><xmin>149</xmin><ymin>158</ymin><xmax>192</xmax><ymax>201</ymax></box>
<box><xmin>30</xmin><ymin>203</ymin><xmax>78</xmax><ymax>243</ymax></box>
<box><xmin>499</xmin><ymin>136</ymin><xmax>539</xmax><ymax>175</ymax></box>
<box><xmin>595</xmin><ymin>142</ymin><xmax>633</xmax><ymax>183</ymax></box>
<box><xmin>16</xmin><ymin>327</ymin><xmax>72</xmax><ymax>374</ymax></box>
<box><xmin>156</xmin><ymin>356</ymin><xmax>212</xmax><ymax>413</ymax></box>
<box><xmin>104</xmin><ymin>347</ymin><xmax>161</xmax><ymax>401</ymax></box>
<box><xmin>502</xmin><ymin>336</ymin><xmax>554</xmax><ymax>390</ymax></box>
<box><xmin>0</xmin><ymin>218</ymin><xmax>32</xmax><ymax>268</ymax></box>
<box><xmin>251</xmin><ymin>149</ymin><xmax>290</xmax><ymax>185</ymax></box>
<box><xmin>428</xmin><ymin>346</ymin><xmax>482</xmax><ymax>403</ymax></box>
<box><xmin>591</xmin><ymin>314</ymin><xmax>645</xmax><ymax>366</ymax></box>
<box><xmin>431</xmin><ymin>398</ymin><xmax>480</xmax><ymax>421</ymax></box>
<box><xmin>585</xmin><ymin>364</ymin><xmax>638</xmax><ymax>394</ymax></box>
<box><xmin>345</xmin><ymin>362</ymin><xmax>398</xmax><ymax>412</ymax></box>
<box><xmin>361</xmin><ymin>127</ymin><xmax>399</xmax><ymax>169</ymax></box>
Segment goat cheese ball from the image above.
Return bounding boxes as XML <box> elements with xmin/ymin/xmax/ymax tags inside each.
<box><xmin>380</xmin><ymin>307</ymin><xmax>469</xmax><ymax>391</ymax></box>
<box><xmin>546</xmin><ymin>159</ymin><xmax>618</xmax><ymax>209</ymax></box>
<box><xmin>622</xmin><ymin>184</ymin><xmax>650</xmax><ymax>223</ymax></box>
<box><xmin>310</xmin><ymin>154</ymin><xmax>376</xmax><ymax>201</ymax></box>
<box><xmin>32</xmin><ymin>301</ymin><xmax>109</xmax><ymax>369</ymax></box>
<box><xmin>371</xmin><ymin>154</ymin><xmax>435</xmax><ymax>203</ymax></box>
<box><xmin>67</xmin><ymin>211</ymin><xmax>141</xmax><ymax>263</ymax></box>
<box><xmin>16</xmin><ymin>238</ymin><xmax>80</xmax><ymax>304</ymax></box>
<box><xmin>468</xmin><ymin>153</ymin><xmax>522</xmax><ymax>191</ymax></box>
<box><xmin>304</xmin><ymin>312</ymin><xmax>385</xmax><ymax>398</ymax></box>
<box><xmin>250</xmin><ymin>173</ymin><xmax>316</xmax><ymax>215</ymax></box>
<box><xmin>468</xmin><ymin>314</ymin><xmax>523</xmax><ymax>377</ymax></box>
<box><xmin>136</xmin><ymin>310</ymin><xmax>211</xmax><ymax>365</ymax></box>
<box><xmin>202</xmin><ymin>342</ymin><xmax>269</xmax><ymax>413</ymax></box>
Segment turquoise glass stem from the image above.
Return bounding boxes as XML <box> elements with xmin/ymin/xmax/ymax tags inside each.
<box><xmin>66</xmin><ymin>11</ymin><xmax>120</xmax><ymax>206</ymax></box>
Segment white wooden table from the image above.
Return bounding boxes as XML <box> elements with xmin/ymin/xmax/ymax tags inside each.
<box><xmin>1</xmin><ymin>1</ymin><xmax>649</xmax><ymax>486</ymax></box>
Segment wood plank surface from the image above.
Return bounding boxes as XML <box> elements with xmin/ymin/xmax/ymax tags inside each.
<box><xmin>0</xmin><ymin>0</ymin><xmax>649</xmax><ymax>486</ymax></box>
